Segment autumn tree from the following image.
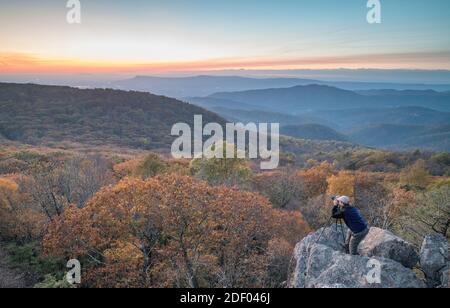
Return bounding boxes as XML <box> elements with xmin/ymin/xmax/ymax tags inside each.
<box><xmin>400</xmin><ymin>159</ymin><xmax>431</xmax><ymax>190</ymax></box>
<box><xmin>253</xmin><ymin>170</ymin><xmax>304</xmax><ymax>209</ymax></box>
<box><xmin>297</xmin><ymin>161</ymin><xmax>334</xmax><ymax>198</ymax></box>
<box><xmin>354</xmin><ymin>172</ymin><xmax>391</xmax><ymax>228</ymax></box>
<box><xmin>0</xmin><ymin>178</ymin><xmax>20</xmax><ymax>239</ymax></box>
<box><xmin>292</xmin><ymin>162</ymin><xmax>335</xmax><ymax>228</ymax></box>
<box><xmin>23</xmin><ymin>155</ymin><xmax>115</xmax><ymax>221</ymax></box>
<box><xmin>0</xmin><ymin>177</ymin><xmax>18</xmax><ymax>208</ymax></box>
<box><xmin>135</xmin><ymin>153</ymin><xmax>167</xmax><ymax>179</ymax></box>
<box><xmin>410</xmin><ymin>183</ymin><xmax>450</xmax><ymax>239</ymax></box>
<box><xmin>327</xmin><ymin>171</ymin><xmax>356</xmax><ymax>199</ymax></box>
<box><xmin>300</xmin><ymin>194</ymin><xmax>330</xmax><ymax>229</ymax></box>
<box><xmin>0</xmin><ymin>177</ymin><xmax>46</xmax><ymax>242</ymax></box>
<box><xmin>302</xmin><ymin>170</ymin><xmax>356</xmax><ymax>228</ymax></box>
<box><xmin>66</xmin><ymin>155</ymin><xmax>116</xmax><ymax>207</ymax></box>
<box><xmin>190</xmin><ymin>143</ymin><xmax>252</xmax><ymax>187</ymax></box>
<box><xmin>115</xmin><ymin>155</ymin><xmax>191</xmax><ymax>180</ymax></box>
<box><xmin>389</xmin><ymin>187</ymin><xmax>420</xmax><ymax>244</ymax></box>
<box><xmin>44</xmin><ymin>175</ymin><xmax>309</xmax><ymax>288</ymax></box>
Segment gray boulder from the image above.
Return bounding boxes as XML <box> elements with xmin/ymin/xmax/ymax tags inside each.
<box><xmin>358</xmin><ymin>227</ymin><xmax>419</xmax><ymax>269</ymax></box>
<box><xmin>312</xmin><ymin>283</ymin><xmax>347</xmax><ymax>288</ymax></box>
<box><xmin>291</xmin><ymin>243</ymin><xmax>425</xmax><ymax>288</ymax></box>
<box><xmin>289</xmin><ymin>225</ymin><xmax>347</xmax><ymax>288</ymax></box>
<box><xmin>299</xmin><ymin>224</ymin><xmax>348</xmax><ymax>252</ymax></box>
<box><xmin>290</xmin><ymin>226</ymin><xmax>425</xmax><ymax>288</ymax></box>
<box><xmin>440</xmin><ymin>265</ymin><xmax>449</xmax><ymax>288</ymax></box>
<box><xmin>420</xmin><ymin>234</ymin><xmax>448</xmax><ymax>287</ymax></box>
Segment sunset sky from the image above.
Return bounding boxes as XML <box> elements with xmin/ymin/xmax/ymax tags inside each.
<box><xmin>1</xmin><ymin>0</ymin><xmax>450</xmax><ymax>74</ymax></box>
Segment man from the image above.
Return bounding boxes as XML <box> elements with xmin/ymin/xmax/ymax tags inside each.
<box><xmin>331</xmin><ymin>196</ymin><xmax>369</xmax><ymax>255</ymax></box>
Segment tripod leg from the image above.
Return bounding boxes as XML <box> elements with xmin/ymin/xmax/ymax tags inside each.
<box><xmin>315</xmin><ymin>216</ymin><xmax>333</xmax><ymax>244</ymax></box>
<box><xmin>338</xmin><ymin>220</ymin><xmax>349</xmax><ymax>252</ymax></box>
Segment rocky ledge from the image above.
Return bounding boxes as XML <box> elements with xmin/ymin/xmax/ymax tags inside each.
<box><xmin>290</xmin><ymin>226</ymin><xmax>448</xmax><ymax>288</ymax></box>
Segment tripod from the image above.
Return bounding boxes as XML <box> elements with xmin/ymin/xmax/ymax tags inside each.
<box><xmin>335</xmin><ymin>218</ymin><xmax>347</xmax><ymax>246</ymax></box>
<box><xmin>315</xmin><ymin>216</ymin><xmax>347</xmax><ymax>247</ymax></box>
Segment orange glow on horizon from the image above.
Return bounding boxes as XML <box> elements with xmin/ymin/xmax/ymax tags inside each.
<box><xmin>1</xmin><ymin>52</ymin><xmax>450</xmax><ymax>74</ymax></box>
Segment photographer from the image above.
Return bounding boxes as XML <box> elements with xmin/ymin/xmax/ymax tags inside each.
<box><xmin>331</xmin><ymin>196</ymin><xmax>369</xmax><ymax>255</ymax></box>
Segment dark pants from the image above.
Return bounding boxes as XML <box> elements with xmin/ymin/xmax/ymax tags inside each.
<box><xmin>346</xmin><ymin>228</ymin><xmax>369</xmax><ymax>255</ymax></box>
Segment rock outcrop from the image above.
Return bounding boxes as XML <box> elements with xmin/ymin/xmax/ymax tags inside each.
<box><xmin>290</xmin><ymin>226</ymin><xmax>426</xmax><ymax>288</ymax></box>
<box><xmin>441</xmin><ymin>266</ymin><xmax>449</xmax><ymax>288</ymax></box>
<box><xmin>358</xmin><ymin>227</ymin><xmax>419</xmax><ymax>269</ymax></box>
<box><xmin>420</xmin><ymin>234</ymin><xmax>449</xmax><ymax>287</ymax></box>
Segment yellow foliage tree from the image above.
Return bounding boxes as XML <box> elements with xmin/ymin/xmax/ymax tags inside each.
<box><xmin>0</xmin><ymin>178</ymin><xmax>18</xmax><ymax>210</ymax></box>
<box><xmin>298</xmin><ymin>161</ymin><xmax>335</xmax><ymax>197</ymax></box>
<box><xmin>0</xmin><ymin>177</ymin><xmax>46</xmax><ymax>241</ymax></box>
<box><xmin>190</xmin><ymin>142</ymin><xmax>252</xmax><ymax>186</ymax></box>
<box><xmin>400</xmin><ymin>159</ymin><xmax>431</xmax><ymax>189</ymax></box>
<box><xmin>327</xmin><ymin>171</ymin><xmax>356</xmax><ymax>198</ymax></box>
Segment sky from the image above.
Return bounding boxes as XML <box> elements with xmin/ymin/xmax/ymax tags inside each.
<box><xmin>1</xmin><ymin>0</ymin><xmax>450</xmax><ymax>75</ymax></box>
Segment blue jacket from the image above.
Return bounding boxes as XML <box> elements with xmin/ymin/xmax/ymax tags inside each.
<box><xmin>332</xmin><ymin>205</ymin><xmax>368</xmax><ymax>234</ymax></box>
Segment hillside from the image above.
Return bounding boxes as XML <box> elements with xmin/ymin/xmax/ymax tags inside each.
<box><xmin>188</xmin><ymin>85</ymin><xmax>450</xmax><ymax>151</ymax></box>
<box><xmin>356</xmin><ymin>89</ymin><xmax>444</xmax><ymax>96</ymax></box>
<box><xmin>113</xmin><ymin>75</ymin><xmax>319</xmax><ymax>98</ymax></box>
<box><xmin>209</xmin><ymin>84</ymin><xmax>368</xmax><ymax>113</ymax></box>
<box><xmin>0</xmin><ymin>83</ymin><xmax>224</xmax><ymax>150</ymax></box>
<box><xmin>310</xmin><ymin>106</ymin><xmax>450</xmax><ymax>130</ymax></box>
<box><xmin>204</xmin><ymin>106</ymin><xmax>323</xmax><ymax>127</ymax></box>
<box><xmin>0</xmin><ymin>83</ymin><xmax>367</xmax><ymax>161</ymax></box>
<box><xmin>356</xmin><ymin>89</ymin><xmax>450</xmax><ymax>112</ymax></box>
<box><xmin>186</xmin><ymin>96</ymin><xmax>264</xmax><ymax>111</ymax></box>
<box><xmin>208</xmin><ymin>85</ymin><xmax>450</xmax><ymax>113</ymax></box>
<box><xmin>350</xmin><ymin>124</ymin><xmax>450</xmax><ymax>151</ymax></box>
<box><xmin>112</xmin><ymin>75</ymin><xmax>450</xmax><ymax>98</ymax></box>
<box><xmin>280</xmin><ymin>124</ymin><xmax>348</xmax><ymax>142</ymax></box>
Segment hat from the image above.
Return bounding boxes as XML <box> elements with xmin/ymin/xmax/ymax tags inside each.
<box><xmin>337</xmin><ymin>196</ymin><xmax>350</xmax><ymax>205</ymax></box>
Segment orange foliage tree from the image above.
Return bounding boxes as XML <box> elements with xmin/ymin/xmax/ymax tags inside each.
<box><xmin>298</xmin><ymin>162</ymin><xmax>334</xmax><ymax>197</ymax></box>
<box><xmin>253</xmin><ymin>171</ymin><xmax>304</xmax><ymax>209</ymax></box>
<box><xmin>0</xmin><ymin>177</ymin><xmax>46</xmax><ymax>242</ymax></box>
<box><xmin>44</xmin><ymin>174</ymin><xmax>309</xmax><ymax>288</ymax></box>
<box><xmin>291</xmin><ymin>162</ymin><xmax>335</xmax><ymax>229</ymax></box>
<box><xmin>354</xmin><ymin>172</ymin><xmax>392</xmax><ymax>228</ymax></box>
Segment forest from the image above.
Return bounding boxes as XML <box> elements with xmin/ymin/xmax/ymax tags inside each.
<box><xmin>0</xmin><ymin>141</ymin><xmax>449</xmax><ymax>288</ymax></box>
<box><xmin>0</xmin><ymin>83</ymin><xmax>449</xmax><ymax>288</ymax></box>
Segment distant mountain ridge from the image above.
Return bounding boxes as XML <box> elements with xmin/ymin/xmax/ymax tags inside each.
<box><xmin>206</xmin><ymin>84</ymin><xmax>450</xmax><ymax>113</ymax></box>
<box><xmin>281</xmin><ymin>124</ymin><xmax>348</xmax><ymax>142</ymax></box>
<box><xmin>350</xmin><ymin>124</ymin><xmax>450</xmax><ymax>151</ymax></box>
<box><xmin>112</xmin><ymin>75</ymin><xmax>450</xmax><ymax>98</ymax></box>
<box><xmin>113</xmin><ymin>75</ymin><xmax>320</xmax><ymax>98</ymax></box>
<box><xmin>307</xmin><ymin>106</ymin><xmax>450</xmax><ymax>130</ymax></box>
<box><xmin>187</xmin><ymin>84</ymin><xmax>450</xmax><ymax>151</ymax></box>
<box><xmin>209</xmin><ymin>84</ymin><xmax>369</xmax><ymax>113</ymax></box>
<box><xmin>204</xmin><ymin>106</ymin><xmax>322</xmax><ymax>127</ymax></box>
